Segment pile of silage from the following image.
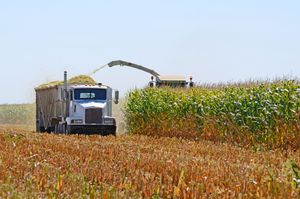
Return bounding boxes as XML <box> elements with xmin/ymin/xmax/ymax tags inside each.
<box><xmin>36</xmin><ymin>75</ymin><xmax>97</xmax><ymax>90</ymax></box>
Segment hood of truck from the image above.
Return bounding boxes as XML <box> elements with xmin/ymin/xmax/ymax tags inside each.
<box><xmin>78</xmin><ymin>101</ymin><xmax>106</xmax><ymax>109</ymax></box>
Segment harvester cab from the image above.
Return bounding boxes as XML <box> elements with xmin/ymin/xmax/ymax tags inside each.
<box><xmin>107</xmin><ymin>60</ymin><xmax>194</xmax><ymax>88</ymax></box>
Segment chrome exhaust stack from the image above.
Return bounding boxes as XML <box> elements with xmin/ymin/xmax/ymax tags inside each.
<box><xmin>64</xmin><ymin>71</ymin><xmax>69</xmax><ymax>117</ymax></box>
<box><xmin>64</xmin><ymin>71</ymin><xmax>68</xmax><ymax>97</ymax></box>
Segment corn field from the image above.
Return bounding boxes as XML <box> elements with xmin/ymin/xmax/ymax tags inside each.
<box><xmin>125</xmin><ymin>80</ymin><xmax>300</xmax><ymax>150</ymax></box>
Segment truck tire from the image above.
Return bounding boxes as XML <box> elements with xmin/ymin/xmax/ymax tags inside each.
<box><xmin>39</xmin><ymin>126</ymin><xmax>46</xmax><ymax>133</ymax></box>
<box><xmin>66</xmin><ymin>125</ymin><xmax>72</xmax><ymax>134</ymax></box>
<box><xmin>102</xmin><ymin>126</ymin><xmax>116</xmax><ymax>136</ymax></box>
<box><xmin>46</xmin><ymin>127</ymin><xmax>54</xmax><ymax>133</ymax></box>
<box><xmin>110</xmin><ymin>127</ymin><xmax>117</xmax><ymax>136</ymax></box>
<box><xmin>54</xmin><ymin>124</ymin><xmax>61</xmax><ymax>134</ymax></box>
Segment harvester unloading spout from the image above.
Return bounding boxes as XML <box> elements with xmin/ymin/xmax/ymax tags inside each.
<box><xmin>107</xmin><ymin>60</ymin><xmax>161</xmax><ymax>81</ymax></box>
<box><xmin>107</xmin><ymin>60</ymin><xmax>193</xmax><ymax>88</ymax></box>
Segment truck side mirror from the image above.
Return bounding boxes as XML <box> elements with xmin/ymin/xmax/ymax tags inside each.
<box><xmin>114</xmin><ymin>90</ymin><xmax>119</xmax><ymax>104</ymax></box>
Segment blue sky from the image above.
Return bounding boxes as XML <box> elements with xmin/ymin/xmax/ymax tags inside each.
<box><xmin>0</xmin><ymin>1</ymin><xmax>299</xmax><ymax>104</ymax></box>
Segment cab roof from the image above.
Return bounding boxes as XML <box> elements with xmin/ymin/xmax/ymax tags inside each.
<box><xmin>158</xmin><ymin>75</ymin><xmax>186</xmax><ymax>82</ymax></box>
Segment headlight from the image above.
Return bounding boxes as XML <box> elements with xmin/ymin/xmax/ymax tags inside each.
<box><xmin>71</xmin><ymin>119</ymin><xmax>83</xmax><ymax>124</ymax></box>
<box><xmin>104</xmin><ymin>118</ymin><xmax>116</xmax><ymax>125</ymax></box>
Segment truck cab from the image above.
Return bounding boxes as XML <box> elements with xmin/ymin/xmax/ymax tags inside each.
<box><xmin>66</xmin><ymin>85</ymin><xmax>118</xmax><ymax>134</ymax></box>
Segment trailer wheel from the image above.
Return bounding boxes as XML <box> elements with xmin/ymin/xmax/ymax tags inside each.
<box><xmin>46</xmin><ymin>127</ymin><xmax>53</xmax><ymax>133</ymax></box>
<box><xmin>54</xmin><ymin>125</ymin><xmax>60</xmax><ymax>134</ymax></box>
<box><xmin>39</xmin><ymin>126</ymin><xmax>46</xmax><ymax>133</ymax></box>
<box><xmin>66</xmin><ymin>125</ymin><xmax>72</xmax><ymax>134</ymax></box>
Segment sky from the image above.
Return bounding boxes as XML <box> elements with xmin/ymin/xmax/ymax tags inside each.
<box><xmin>0</xmin><ymin>0</ymin><xmax>299</xmax><ymax>104</ymax></box>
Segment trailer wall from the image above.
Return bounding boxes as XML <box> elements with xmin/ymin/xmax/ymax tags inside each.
<box><xmin>36</xmin><ymin>86</ymin><xmax>64</xmax><ymax>130</ymax></box>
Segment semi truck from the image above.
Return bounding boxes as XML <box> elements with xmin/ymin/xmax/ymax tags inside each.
<box><xmin>35</xmin><ymin>71</ymin><xmax>119</xmax><ymax>135</ymax></box>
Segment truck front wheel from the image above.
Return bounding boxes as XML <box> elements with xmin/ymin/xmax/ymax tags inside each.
<box><xmin>103</xmin><ymin>126</ymin><xmax>117</xmax><ymax>136</ymax></box>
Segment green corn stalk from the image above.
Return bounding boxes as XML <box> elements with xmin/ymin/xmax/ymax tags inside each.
<box><xmin>124</xmin><ymin>80</ymin><xmax>300</xmax><ymax>148</ymax></box>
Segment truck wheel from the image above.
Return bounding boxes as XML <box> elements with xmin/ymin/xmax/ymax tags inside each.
<box><xmin>66</xmin><ymin>125</ymin><xmax>72</xmax><ymax>134</ymax></box>
<box><xmin>46</xmin><ymin>127</ymin><xmax>53</xmax><ymax>133</ymax></box>
<box><xmin>103</xmin><ymin>126</ymin><xmax>116</xmax><ymax>136</ymax></box>
<box><xmin>110</xmin><ymin>131</ymin><xmax>117</xmax><ymax>136</ymax></box>
<box><xmin>54</xmin><ymin>125</ymin><xmax>59</xmax><ymax>134</ymax></box>
<box><xmin>109</xmin><ymin>127</ymin><xmax>116</xmax><ymax>136</ymax></box>
<box><xmin>39</xmin><ymin>126</ymin><xmax>46</xmax><ymax>133</ymax></box>
<box><xmin>112</xmin><ymin>126</ymin><xmax>117</xmax><ymax>136</ymax></box>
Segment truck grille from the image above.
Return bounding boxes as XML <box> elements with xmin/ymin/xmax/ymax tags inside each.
<box><xmin>85</xmin><ymin>108</ymin><xmax>102</xmax><ymax>124</ymax></box>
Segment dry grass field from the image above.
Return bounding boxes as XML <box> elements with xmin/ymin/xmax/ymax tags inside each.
<box><xmin>0</xmin><ymin>125</ymin><xmax>300</xmax><ymax>198</ymax></box>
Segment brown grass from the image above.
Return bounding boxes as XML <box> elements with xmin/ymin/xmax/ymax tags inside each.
<box><xmin>0</xmin><ymin>125</ymin><xmax>300</xmax><ymax>198</ymax></box>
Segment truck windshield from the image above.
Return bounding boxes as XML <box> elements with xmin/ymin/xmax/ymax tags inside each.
<box><xmin>74</xmin><ymin>89</ymin><xmax>107</xmax><ymax>100</ymax></box>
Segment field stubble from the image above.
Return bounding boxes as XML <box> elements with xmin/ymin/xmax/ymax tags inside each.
<box><xmin>0</xmin><ymin>126</ymin><xmax>300</xmax><ymax>198</ymax></box>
